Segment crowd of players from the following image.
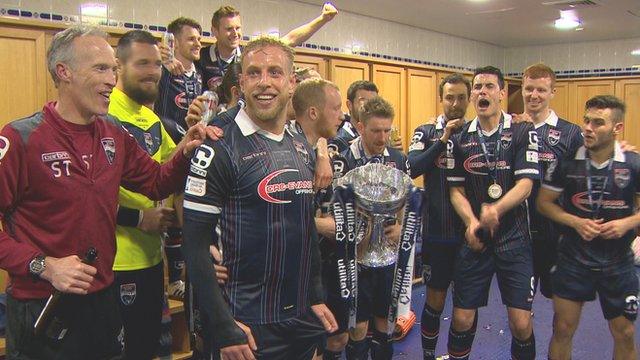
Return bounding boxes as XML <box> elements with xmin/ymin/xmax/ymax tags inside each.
<box><xmin>0</xmin><ymin>3</ymin><xmax>637</xmax><ymax>360</ymax></box>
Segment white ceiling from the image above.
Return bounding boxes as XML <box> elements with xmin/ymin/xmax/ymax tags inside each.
<box><xmin>297</xmin><ymin>0</ymin><xmax>640</xmax><ymax>47</ymax></box>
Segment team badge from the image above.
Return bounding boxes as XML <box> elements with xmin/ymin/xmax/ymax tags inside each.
<box><xmin>293</xmin><ymin>140</ymin><xmax>310</xmax><ymax>165</ymax></box>
<box><xmin>624</xmin><ymin>295</ymin><xmax>638</xmax><ymax>318</ymax></box>
<box><xmin>548</xmin><ymin>129</ymin><xmax>561</xmax><ymax>146</ymax></box>
<box><xmin>422</xmin><ymin>265</ymin><xmax>432</xmax><ymax>283</ymax></box>
<box><xmin>500</xmin><ymin>132</ymin><xmax>512</xmax><ymax>149</ymax></box>
<box><xmin>0</xmin><ymin>135</ymin><xmax>10</xmax><ymax>161</ymax></box>
<box><xmin>614</xmin><ymin>168</ymin><xmax>631</xmax><ymax>189</ymax></box>
<box><xmin>101</xmin><ymin>138</ymin><xmax>116</xmax><ymax>164</ymax></box>
<box><xmin>143</xmin><ymin>132</ymin><xmax>154</xmax><ymax>154</ymax></box>
<box><xmin>119</xmin><ymin>283</ymin><xmax>136</xmax><ymax>306</ymax></box>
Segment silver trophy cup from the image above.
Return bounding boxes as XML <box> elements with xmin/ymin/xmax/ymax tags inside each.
<box><xmin>335</xmin><ymin>163</ymin><xmax>413</xmax><ymax>267</ymax></box>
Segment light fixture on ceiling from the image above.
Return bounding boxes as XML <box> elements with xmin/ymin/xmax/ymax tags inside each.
<box><xmin>554</xmin><ymin>10</ymin><xmax>581</xmax><ymax>29</ymax></box>
<box><xmin>632</xmin><ymin>49</ymin><xmax>640</xmax><ymax>56</ymax></box>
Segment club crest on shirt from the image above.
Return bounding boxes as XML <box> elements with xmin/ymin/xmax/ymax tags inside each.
<box><xmin>0</xmin><ymin>135</ymin><xmax>9</xmax><ymax>162</ymax></box>
<box><xmin>548</xmin><ymin>129</ymin><xmax>561</xmax><ymax>146</ymax></box>
<box><xmin>101</xmin><ymin>137</ymin><xmax>116</xmax><ymax>164</ymax></box>
<box><xmin>293</xmin><ymin>140</ymin><xmax>310</xmax><ymax>165</ymax></box>
<box><xmin>614</xmin><ymin>168</ymin><xmax>631</xmax><ymax>189</ymax></box>
<box><xmin>143</xmin><ymin>132</ymin><xmax>154</xmax><ymax>154</ymax></box>
<box><xmin>119</xmin><ymin>283</ymin><xmax>136</xmax><ymax>306</ymax></box>
<box><xmin>500</xmin><ymin>132</ymin><xmax>512</xmax><ymax>149</ymax></box>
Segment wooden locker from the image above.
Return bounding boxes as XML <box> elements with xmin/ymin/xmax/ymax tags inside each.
<box><xmin>406</xmin><ymin>69</ymin><xmax>437</xmax><ymax>187</ymax></box>
<box><xmin>328</xmin><ymin>59</ymin><xmax>370</xmax><ymax>113</ymax></box>
<box><xmin>615</xmin><ymin>78</ymin><xmax>640</xmax><ymax>147</ymax></box>
<box><xmin>294</xmin><ymin>54</ymin><xmax>328</xmax><ymax>80</ymax></box>
<box><xmin>0</xmin><ymin>27</ymin><xmax>48</xmax><ymax>128</ymax></box>
<box><xmin>568</xmin><ymin>80</ymin><xmax>615</xmax><ymax>125</ymax></box>
<box><xmin>372</xmin><ymin>64</ymin><xmax>407</xmax><ymax>146</ymax></box>
<box><xmin>550</xmin><ymin>81</ymin><xmax>570</xmax><ymax>121</ymax></box>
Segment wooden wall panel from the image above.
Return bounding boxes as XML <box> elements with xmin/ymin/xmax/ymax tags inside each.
<box><xmin>407</xmin><ymin>69</ymin><xmax>437</xmax><ymax>135</ymax></box>
<box><xmin>0</xmin><ymin>27</ymin><xmax>47</xmax><ymax>128</ymax></box>
<box><xmin>616</xmin><ymin>79</ymin><xmax>640</xmax><ymax>147</ymax></box>
<box><xmin>294</xmin><ymin>54</ymin><xmax>328</xmax><ymax>80</ymax></box>
<box><xmin>407</xmin><ymin>69</ymin><xmax>437</xmax><ymax>187</ymax></box>
<box><xmin>551</xmin><ymin>81</ymin><xmax>570</xmax><ymax>121</ymax></box>
<box><xmin>568</xmin><ymin>80</ymin><xmax>615</xmax><ymax>124</ymax></box>
<box><xmin>372</xmin><ymin>64</ymin><xmax>406</xmax><ymax>144</ymax></box>
<box><xmin>328</xmin><ymin>59</ymin><xmax>370</xmax><ymax>113</ymax></box>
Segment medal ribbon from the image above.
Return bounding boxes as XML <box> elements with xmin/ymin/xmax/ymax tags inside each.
<box><xmin>476</xmin><ymin>118</ymin><xmax>504</xmax><ymax>189</ymax></box>
<box><xmin>584</xmin><ymin>151</ymin><xmax>614</xmax><ymax>219</ymax></box>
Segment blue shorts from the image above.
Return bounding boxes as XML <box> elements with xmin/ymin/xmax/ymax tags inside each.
<box><xmin>249</xmin><ymin>311</ymin><xmax>325</xmax><ymax>360</ymax></box>
<box><xmin>453</xmin><ymin>244</ymin><xmax>535</xmax><ymax>311</ymax></box>
<box><xmin>552</xmin><ymin>255</ymin><xmax>639</xmax><ymax>321</ymax></box>
<box><xmin>531</xmin><ymin>227</ymin><xmax>560</xmax><ymax>299</ymax></box>
<box><xmin>323</xmin><ymin>260</ymin><xmax>395</xmax><ymax>331</ymax></box>
<box><xmin>422</xmin><ymin>241</ymin><xmax>460</xmax><ymax>290</ymax></box>
<box><xmin>357</xmin><ymin>264</ymin><xmax>395</xmax><ymax>322</ymax></box>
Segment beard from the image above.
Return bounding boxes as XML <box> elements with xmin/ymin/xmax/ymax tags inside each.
<box><xmin>445</xmin><ymin>106</ymin><xmax>466</xmax><ymax>120</ymax></box>
<box><xmin>246</xmin><ymin>93</ymin><xmax>289</xmax><ymax>123</ymax></box>
<box><xmin>122</xmin><ymin>76</ymin><xmax>158</xmax><ymax>105</ymax></box>
<box><xmin>317</xmin><ymin>112</ymin><xmax>337</xmax><ymax>139</ymax></box>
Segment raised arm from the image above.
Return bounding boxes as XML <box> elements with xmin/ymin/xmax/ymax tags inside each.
<box><xmin>281</xmin><ymin>3</ymin><xmax>338</xmax><ymax>46</ymax></box>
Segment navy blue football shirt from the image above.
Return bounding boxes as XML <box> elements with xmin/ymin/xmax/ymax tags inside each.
<box><xmin>530</xmin><ymin>111</ymin><xmax>583</xmax><ymax>231</ymax></box>
<box><xmin>328</xmin><ymin>115</ymin><xmax>358</xmax><ymax>154</ymax></box>
<box><xmin>542</xmin><ymin>142</ymin><xmax>640</xmax><ymax>269</ymax></box>
<box><xmin>154</xmin><ymin>66</ymin><xmax>203</xmax><ymax>143</ymax></box>
<box><xmin>183</xmin><ymin>108</ymin><xmax>320</xmax><ymax>324</ymax></box>
<box><xmin>408</xmin><ymin>115</ymin><xmax>463</xmax><ymax>242</ymax></box>
<box><xmin>447</xmin><ymin>113</ymin><xmax>540</xmax><ymax>252</ymax></box>
<box><xmin>197</xmin><ymin>45</ymin><xmax>242</xmax><ymax>92</ymax></box>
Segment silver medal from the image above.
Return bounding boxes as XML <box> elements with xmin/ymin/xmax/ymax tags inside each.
<box><xmin>488</xmin><ymin>183</ymin><xmax>503</xmax><ymax>199</ymax></box>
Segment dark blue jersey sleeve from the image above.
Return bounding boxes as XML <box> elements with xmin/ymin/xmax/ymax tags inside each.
<box><xmin>183</xmin><ymin>140</ymin><xmax>234</xmax><ymax>223</ymax></box>
<box><xmin>182</xmin><ymin>140</ymin><xmax>247</xmax><ymax>349</ymax></box>
<box><xmin>408</xmin><ymin>124</ymin><xmax>446</xmax><ymax>179</ymax></box>
<box><xmin>541</xmin><ymin>156</ymin><xmax>566</xmax><ymax>193</ymax></box>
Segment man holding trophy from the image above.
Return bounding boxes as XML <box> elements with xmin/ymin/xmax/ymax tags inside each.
<box><xmin>328</xmin><ymin>96</ymin><xmax>419</xmax><ymax>360</ymax></box>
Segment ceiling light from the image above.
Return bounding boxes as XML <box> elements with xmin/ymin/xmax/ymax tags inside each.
<box><xmin>555</xmin><ymin>10</ymin><xmax>581</xmax><ymax>29</ymax></box>
<box><xmin>632</xmin><ymin>49</ymin><xmax>640</xmax><ymax>56</ymax></box>
<box><xmin>555</xmin><ymin>17</ymin><xmax>581</xmax><ymax>29</ymax></box>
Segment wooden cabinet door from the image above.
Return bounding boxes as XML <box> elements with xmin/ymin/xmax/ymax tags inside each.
<box><xmin>551</xmin><ymin>81</ymin><xmax>570</xmax><ymax>121</ymax></box>
<box><xmin>328</xmin><ymin>59</ymin><xmax>370</xmax><ymax>113</ymax></box>
<box><xmin>616</xmin><ymin>78</ymin><xmax>640</xmax><ymax>147</ymax></box>
<box><xmin>407</xmin><ymin>69</ymin><xmax>437</xmax><ymax>187</ymax></box>
<box><xmin>0</xmin><ymin>27</ymin><xmax>48</xmax><ymax>128</ymax></box>
<box><xmin>407</xmin><ymin>69</ymin><xmax>437</xmax><ymax>141</ymax></box>
<box><xmin>294</xmin><ymin>54</ymin><xmax>328</xmax><ymax>80</ymax></box>
<box><xmin>372</xmin><ymin>64</ymin><xmax>406</xmax><ymax>144</ymax></box>
<box><xmin>568</xmin><ymin>80</ymin><xmax>615</xmax><ymax>124</ymax></box>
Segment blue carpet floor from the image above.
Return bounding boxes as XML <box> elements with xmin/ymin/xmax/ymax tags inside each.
<box><xmin>392</xmin><ymin>271</ymin><xmax>640</xmax><ymax>359</ymax></box>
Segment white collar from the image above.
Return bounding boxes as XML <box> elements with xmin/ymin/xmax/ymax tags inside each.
<box><xmin>210</xmin><ymin>45</ymin><xmax>241</xmax><ymax>63</ymax></box>
<box><xmin>234</xmin><ymin>108</ymin><xmax>292</xmax><ymax>142</ymax></box>
<box><xmin>534</xmin><ymin>109</ymin><xmax>559</xmax><ymax>129</ymax></box>
<box><xmin>468</xmin><ymin>112</ymin><xmax>512</xmax><ymax>133</ymax></box>
<box><xmin>435</xmin><ymin>115</ymin><xmax>446</xmax><ymax>130</ymax></box>
<box><xmin>574</xmin><ymin>141</ymin><xmax>625</xmax><ymax>163</ymax></box>
<box><xmin>349</xmin><ymin>137</ymin><xmax>390</xmax><ymax>160</ymax></box>
<box><xmin>342</xmin><ymin>120</ymin><xmax>358</xmax><ymax>138</ymax></box>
